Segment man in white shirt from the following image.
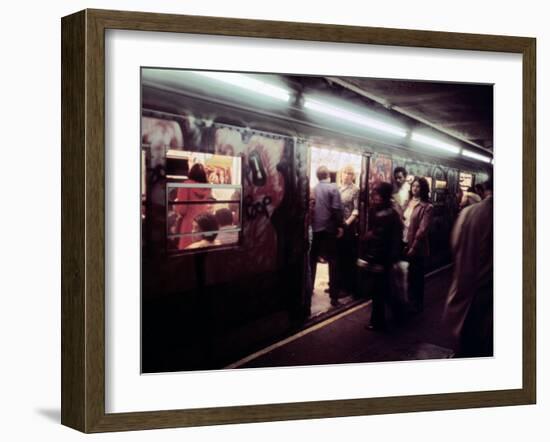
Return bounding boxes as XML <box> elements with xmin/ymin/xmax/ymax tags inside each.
<box><xmin>392</xmin><ymin>166</ymin><xmax>410</xmax><ymax>216</ymax></box>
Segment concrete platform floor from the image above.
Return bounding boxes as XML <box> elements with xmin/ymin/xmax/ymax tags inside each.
<box><xmin>230</xmin><ymin>266</ymin><xmax>457</xmax><ymax>369</ymax></box>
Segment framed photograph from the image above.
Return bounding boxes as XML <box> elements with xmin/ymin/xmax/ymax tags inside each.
<box><xmin>61</xmin><ymin>9</ymin><xmax>536</xmax><ymax>433</ymax></box>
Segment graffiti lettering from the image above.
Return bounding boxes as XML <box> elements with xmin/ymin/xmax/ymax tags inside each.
<box><xmin>244</xmin><ymin>195</ymin><xmax>272</xmax><ymax>220</ymax></box>
<box><xmin>247</xmin><ymin>149</ymin><xmax>267</xmax><ymax>187</ymax></box>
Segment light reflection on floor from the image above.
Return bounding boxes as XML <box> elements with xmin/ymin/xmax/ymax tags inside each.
<box><xmin>310</xmin><ymin>263</ymin><xmax>354</xmax><ymax>317</ymax></box>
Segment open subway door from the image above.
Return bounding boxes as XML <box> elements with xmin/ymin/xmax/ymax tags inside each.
<box><xmin>307</xmin><ymin>145</ymin><xmax>368</xmax><ymax>317</ymax></box>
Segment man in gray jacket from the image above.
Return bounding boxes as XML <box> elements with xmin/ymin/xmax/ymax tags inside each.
<box><xmin>310</xmin><ymin>166</ymin><xmax>344</xmax><ymax>307</ymax></box>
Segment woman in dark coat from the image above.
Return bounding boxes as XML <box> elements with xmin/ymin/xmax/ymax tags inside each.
<box><xmin>402</xmin><ymin>177</ymin><xmax>434</xmax><ymax>313</ymax></box>
<box><xmin>360</xmin><ymin>182</ymin><xmax>403</xmax><ymax>330</ymax></box>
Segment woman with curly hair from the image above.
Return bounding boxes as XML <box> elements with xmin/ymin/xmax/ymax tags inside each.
<box><xmin>402</xmin><ymin>176</ymin><xmax>433</xmax><ymax>313</ymax></box>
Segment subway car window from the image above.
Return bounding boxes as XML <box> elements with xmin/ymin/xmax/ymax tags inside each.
<box><xmin>459</xmin><ymin>171</ymin><xmax>474</xmax><ymax>191</ymax></box>
<box><xmin>165</xmin><ymin>150</ymin><xmax>242</xmax><ymax>252</ymax></box>
<box><xmin>368</xmin><ymin>153</ymin><xmax>393</xmax><ymax>186</ymax></box>
<box><xmin>309</xmin><ymin>146</ymin><xmax>363</xmax><ymax>187</ymax></box>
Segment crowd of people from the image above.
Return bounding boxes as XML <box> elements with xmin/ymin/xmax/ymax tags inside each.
<box><xmin>175</xmin><ymin>159</ymin><xmax>493</xmax><ymax>357</ymax></box>
<box><xmin>309</xmin><ymin>164</ymin><xmax>494</xmax><ymax>357</ymax></box>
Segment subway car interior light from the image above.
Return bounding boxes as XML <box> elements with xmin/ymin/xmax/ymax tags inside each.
<box><xmin>141</xmin><ymin>69</ymin><xmax>494</xmax><ymax>373</ymax></box>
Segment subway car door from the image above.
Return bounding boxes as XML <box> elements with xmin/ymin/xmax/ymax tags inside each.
<box><xmin>358</xmin><ymin>153</ymin><xmax>371</xmax><ymax>237</ymax></box>
<box><xmin>307</xmin><ymin>145</ymin><xmax>369</xmax><ymax>313</ymax></box>
<box><xmin>353</xmin><ymin>153</ymin><xmax>371</xmax><ymax>298</ymax></box>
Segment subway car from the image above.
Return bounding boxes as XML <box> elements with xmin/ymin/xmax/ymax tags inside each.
<box><xmin>140</xmin><ymin>69</ymin><xmax>492</xmax><ymax>373</ymax></box>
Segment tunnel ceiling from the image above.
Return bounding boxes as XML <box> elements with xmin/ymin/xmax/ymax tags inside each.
<box><xmin>142</xmin><ymin>69</ymin><xmax>494</xmax><ymax>155</ymax></box>
<box><xmin>336</xmin><ymin>78</ymin><xmax>494</xmax><ymax>152</ymax></box>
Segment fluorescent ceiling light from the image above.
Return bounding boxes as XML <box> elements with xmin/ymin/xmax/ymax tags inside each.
<box><xmin>304</xmin><ymin>98</ymin><xmax>407</xmax><ymax>138</ymax></box>
<box><xmin>462</xmin><ymin>149</ymin><xmax>493</xmax><ymax>163</ymax></box>
<box><xmin>411</xmin><ymin>132</ymin><xmax>461</xmax><ymax>155</ymax></box>
<box><xmin>192</xmin><ymin>72</ymin><xmax>290</xmax><ymax>102</ymax></box>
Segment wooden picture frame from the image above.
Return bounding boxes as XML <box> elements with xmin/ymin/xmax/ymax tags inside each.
<box><xmin>61</xmin><ymin>8</ymin><xmax>536</xmax><ymax>433</ymax></box>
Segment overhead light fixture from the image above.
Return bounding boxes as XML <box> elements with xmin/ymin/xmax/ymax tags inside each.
<box><xmin>304</xmin><ymin>98</ymin><xmax>407</xmax><ymax>138</ymax></box>
<box><xmin>462</xmin><ymin>149</ymin><xmax>493</xmax><ymax>163</ymax></box>
<box><xmin>411</xmin><ymin>132</ymin><xmax>461</xmax><ymax>155</ymax></box>
<box><xmin>192</xmin><ymin>71</ymin><xmax>291</xmax><ymax>102</ymax></box>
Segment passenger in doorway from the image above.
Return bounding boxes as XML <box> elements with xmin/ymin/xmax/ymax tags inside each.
<box><xmin>402</xmin><ymin>177</ymin><xmax>434</xmax><ymax>313</ymax></box>
<box><xmin>185</xmin><ymin>212</ymin><xmax>221</xmax><ymax>249</ymax></box>
<box><xmin>392</xmin><ymin>166</ymin><xmax>410</xmax><ymax>217</ymax></box>
<box><xmin>359</xmin><ymin>182</ymin><xmax>403</xmax><ymax>330</ymax></box>
<box><xmin>310</xmin><ymin>166</ymin><xmax>344</xmax><ymax>307</ymax></box>
<box><xmin>337</xmin><ymin>165</ymin><xmax>360</xmax><ymax>297</ymax></box>
<box><xmin>443</xmin><ymin>179</ymin><xmax>493</xmax><ymax>357</ymax></box>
